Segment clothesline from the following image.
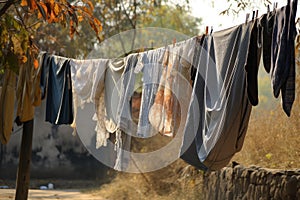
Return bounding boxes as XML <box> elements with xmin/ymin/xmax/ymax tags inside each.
<box><xmin>0</xmin><ymin>0</ymin><xmax>298</xmax><ymax>173</ymax></box>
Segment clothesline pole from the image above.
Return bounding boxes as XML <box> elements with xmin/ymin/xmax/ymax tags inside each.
<box><xmin>15</xmin><ymin>119</ymin><xmax>34</xmax><ymax>200</ymax></box>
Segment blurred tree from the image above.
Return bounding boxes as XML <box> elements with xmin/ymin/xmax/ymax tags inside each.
<box><xmin>0</xmin><ymin>0</ymin><xmax>102</xmax><ymax>73</ymax></box>
<box><xmin>1</xmin><ymin>0</ymin><xmax>200</xmax><ymax>70</ymax></box>
<box><xmin>219</xmin><ymin>0</ymin><xmax>272</xmax><ymax>16</ymax></box>
<box><xmin>35</xmin><ymin>0</ymin><xmax>201</xmax><ymax>58</ymax></box>
<box><xmin>138</xmin><ymin>4</ymin><xmax>201</xmax><ymax>36</ymax></box>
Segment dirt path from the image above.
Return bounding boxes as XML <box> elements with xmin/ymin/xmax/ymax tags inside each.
<box><xmin>0</xmin><ymin>189</ymin><xmax>104</xmax><ymax>200</ymax></box>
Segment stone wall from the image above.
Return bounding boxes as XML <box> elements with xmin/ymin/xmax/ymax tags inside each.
<box><xmin>203</xmin><ymin>163</ymin><xmax>300</xmax><ymax>200</ymax></box>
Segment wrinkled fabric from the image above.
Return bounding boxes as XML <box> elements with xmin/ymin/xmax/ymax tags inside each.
<box><xmin>245</xmin><ymin>18</ymin><xmax>262</xmax><ymax>106</ymax></box>
<box><xmin>111</xmin><ymin>54</ymin><xmax>138</xmax><ymax>170</ymax></box>
<box><xmin>149</xmin><ymin>46</ymin><xmax>183</xmax><ymax>137</ymax></box>
<box><xmin>104</xmin><ymin>57</ymin><xmax>131</xmax><ymax>170</ymax></box>
<box><xmin>0</xmin><ymin>69</ymin><xmax>16</xmax><ymax>144</ymax></box>
<box><xmin>31</xmin><ymin>53</ymin><xmax>44</xmax><ymax>107</ymax></box>
<box><xmin>181</xmin><ymin>36</ymin><xmax>211</xmax><ymax>170</ymax></box>
<box><xmin>40</xmin><ymin>53</ymin><xmax>51</xmax><ymax>100</ymax></box>
<box><xmin>180</xmin><ymin>38</ymin><xmax>196</xmax><ymax>84</ymax></box>
<box><xmin>190</xmin><ymin>35</ymin><xmax>206</xmax><ymax>83</ymax></box>
<box><xmin>180</xmin><ymin>36</ymin><xmax>207</xmax><ymax>170</ymax></box>
<box><xmin>162</xmin><ymin>48</ymin><xmax>177</xmax><ymax>136</ymax></box>
<box><xmin>105</xmin><ymin>58</ymin><xmax>125</xmax><ymax>133</ymax></box>
<box><xmin>41</xmin><ymin>55</ymin><xmax>73</xmax><ymax>125</ymax></box>
<box><xmin>16</xmin><ymin>52</ymin><xmax>35</xmax><ymax>123</ymax></box>
<box><xmin>116</xmin><ymin>54</ymin><xmax>139</xmax><ymax>134</ymax></box>
<box><xmin>148</xmin><ymin>49</ymin><xmax>169</xmax><ymax>135</ymax></box>
<box><xmin>136</xmin><ymin>49</ymin><xmax>164</xmax><ymax>138</ymax></box>
<box><xmin>271</xmin><ymin>0</ymin><xmax>298</xmax><ymax>116</ymax></box>
<box><xmin>70</xmin><ymin>58</ymin><xmax>109</xmax><ymax>147</ymax></box>
<box><xmin>260</xmin><ymin>11</ymin><xmax>275</xmax><ymax>73</ymax></box>
<box><xmin>181</xmin><ymin>24</ymin><xmax>252</xmax><ymax>171</ymax></box>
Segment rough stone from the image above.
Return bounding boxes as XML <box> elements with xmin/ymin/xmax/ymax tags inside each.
<box><xmin>203</xmin><ymin>164</ymin><xmax>300</xmax><ymax>200</ymax></box>
<box><xmin>286</xmin><ymin>175</ymin><xmax>298</xmax><ymax>195</ymax></box>
<box><xmin>250</xmin><ymin>171</ymin><xmax>257</xmax><ymax>184</ymax></box>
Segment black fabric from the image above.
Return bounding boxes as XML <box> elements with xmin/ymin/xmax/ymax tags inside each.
<box><xmin>245</xmin><ymin>18</ymin><xmax>262</xmax><ymax>106</ymax></box>
<box><xmin>180</xmin><ymin>24</ymin><xmax>252</xmax><ymax>171</ymax></box>
<box><xmin>190</xmin><ymin>35</ymin><xmax>206</xmax><ymax>83</ymax></box>
<box><xmin>271</xmin><ymin>0</ymin><xmax>297</xmax><ymax>116</ymax></box>
<box><xmin>260</xmin><ymin>11</ymin><xmax>275</xmax><ymax>73</ymax></box>
<box><xmin>180</xmin><ymin>35</ymin><xmax>208</xmax><ymax>171</ymax></box>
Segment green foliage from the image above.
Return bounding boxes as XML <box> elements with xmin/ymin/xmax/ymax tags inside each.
<box><xmin>138</xmin><ymin>4</ymin><xmax>201</xmax><ymax>36</ymax></box>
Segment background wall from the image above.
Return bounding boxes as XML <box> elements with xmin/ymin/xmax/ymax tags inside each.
<box><xmin>0</xmin><ymin>100</ymin><xmax>107</xmax><ymax>180</ymax></box>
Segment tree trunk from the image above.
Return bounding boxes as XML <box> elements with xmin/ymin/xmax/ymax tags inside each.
<box><xmin>15</xmin><ymin>119</ymin><xmax>34</xmax><ymax>200</ymax></box>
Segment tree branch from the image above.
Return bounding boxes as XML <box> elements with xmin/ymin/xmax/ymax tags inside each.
<box><xmin>120</xmin><ymin>0</ymin><xmax>135</xmax><ymax>28</ymax></box>
<box><xmin>14</xmin><ymin>4</ymin><xmax>27</xmax><ymax>29</ymax></box>
<box><xmin>0</xmin><ymin>0</ymin><xmax>10</xmax><ymax>3</ymax></box>
<box><xmin>0</xmin><ymin>0</ymin><xmax>15</xmax><ymax>17</ymax></box>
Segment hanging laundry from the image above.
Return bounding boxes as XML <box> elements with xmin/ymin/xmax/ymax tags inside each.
<box><xmin>40</xmin><ymin>54</ymin><xmax>73</xmax><ymax>125</ymax></box>
<box><xmin>180</xmin><ymin>38</ymin><xmax>197</xmax><ymax>85</ymax></box>
<box><xmin>135</xmin><ymin>48</ymin><xmax>164</xmax><ymax>138</ymax></box>
<box><xmin>162</xmin><ymin>47</ymin><xmax>178</xmax><ymax>137</ymax></box>
<box><xmin>113</xmin><ymin>54</ymin><xmax>139</xmax><ymax>171</ymax></box>
<box><xmin>190</xmin><ymin>35</ymin><xmax>206</xmax><ymax>83</ymax></box>
<box><xmin>169</xmin><ymin>45</ymin><xmax>183</xmax><ymax>135</ymax></box>
<box><xmin>260</xmin><ymin>10</ymin><xmax>275</xmax><ymax>73</ymax></box>
<box><xmin>181</xmin><ymin>23</ymin><xmax>252</xmax><ymax>171</ymax></box>
<box><xmin>105</xmin><ymin>56</ymin><xmax>131</xmax><ymax>171</ymax></box>
<box><xmin>105</xmin><ymin>58</ymin><xmax>126</xmax><ymax>133</ymax></box>
<box><xmin>16</xmin><ymin>51</ymin><xmax>36</xmax><ymax>123</ymax></box>
<box><xmin>0</xmin><ymin>69</ymin><xmax>16</xmax><ymax>145</ymax></box>
<box><xmin>245</xmin><ymin>17</ymin><xmax>262</xmax><ymax>106</ymax></box>
<box><xmin>179</xmin><ymin>35</ymin><xmax>208</xmax><ymax>170</ymax></box>
<box><xmin>40</xmin><ymin>53</ymin><xmax>50</xmax><ymax>100</ymax></box>
<box><xmin>31</xmin><ymin>52</ymin><xmax>44</xmax><ymax>107</ymax></box>
<box><xmin>70</xmin><ymin>58</ymin><xmax>109</xmax><ymax>147</ymax></box>
<box><xmin>149</xmin><ymin>46</ymin><xmax>182</xmax><ymax>137</ymax></box>
<box><xmin>116</xmin><ymin>53</ymin><xmax>139</xmax><ymax>134</ymax></box>
<box><xmin>271</xmin><ymin>0</ymin><xmax>298</xmax><ymax>116</ymax></box>
<box><xmin>148</xmin><ymin>49</ymin><xmax>169</xmax><ymax>135</ymax></box>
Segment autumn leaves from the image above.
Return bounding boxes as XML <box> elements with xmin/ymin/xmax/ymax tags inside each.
<box><xmin>20</xmin><ymin>0</ymin><xmax>102</xmax><ymax>39</ymax></box>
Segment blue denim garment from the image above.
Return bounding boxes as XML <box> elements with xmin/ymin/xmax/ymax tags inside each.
<box><xmin>136</xmin><ymin>49</ymin><xmax>164</xmax><ymax>138</ymax></box>
<box><xmin>41</xmin><ymin>55</ymin><xmax>73</xmax><ymax>125</ymax></box>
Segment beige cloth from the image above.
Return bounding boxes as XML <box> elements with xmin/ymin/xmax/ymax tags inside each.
<box><xmin>16</xmin><ymin>53</ymin><xmax>36</xmax><ymax>122</ymax></box>
<box><xmin>70</xmin><ymin>58</ymin><xmax>109</xmax><ymax>148</ymax></box>
<box><xmin>31</xmin><ymin>53</ymin><xmax>44</xmax><ymax>107</ymax></box>
<box><xmin>104</xmin><ymin>58</ymin><xmax>125</xmax><ymax>133</ymax></box>
<box><xmin>0</xmin><ymin>69</ymin><xmax>16</xmax><ymax>144</ymax></box>
<box><xmin>149</xmin><ymin>46</ymin><xmax>187</xmax><ymax>137</ymax></box>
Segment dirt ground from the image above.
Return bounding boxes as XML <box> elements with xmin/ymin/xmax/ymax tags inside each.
<box><xmin>0</xmin><ymin>189</ymin><xmax>104</xmax><ymax>200</ymax></box>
